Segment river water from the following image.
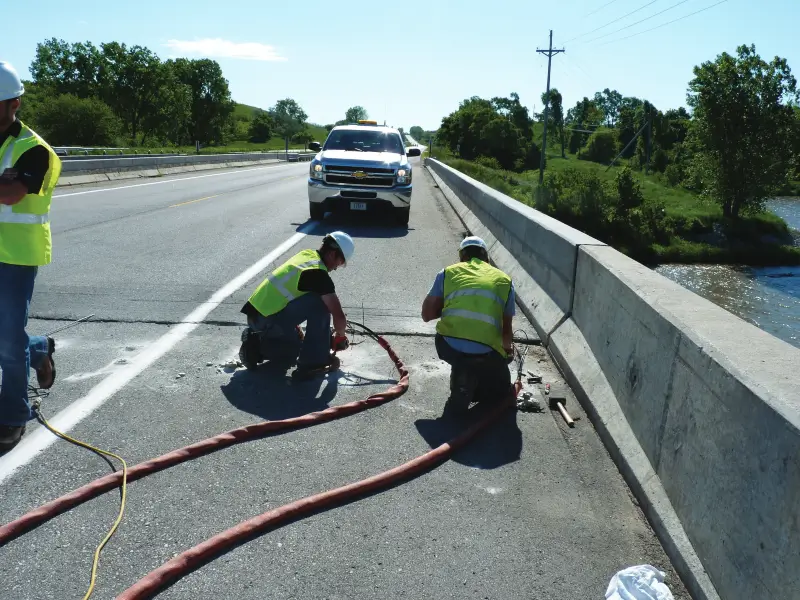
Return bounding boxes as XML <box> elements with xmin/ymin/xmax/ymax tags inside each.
<box><xmin>655</xmin><ymin>198</ymin><xmax>800</xmax><ymax>349</ymax></box>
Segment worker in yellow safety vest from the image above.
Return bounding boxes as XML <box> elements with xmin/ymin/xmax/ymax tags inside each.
<box><xmin>239</xmin><ymin>231</ymin><xmax>354</xmax><ymax>380</ymax></box>
<box><xmin>0</xmin><ymin>62</ymin><xmax>61</xmax><ymax>452</ymax></box>
<box><xmin>421</xmin><ymin>236</ymin><xmax>515</xmax><ymax>416</ymax></box>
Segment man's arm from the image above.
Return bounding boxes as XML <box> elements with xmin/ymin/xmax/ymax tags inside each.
<box><xmin>421</xmin><ymin>269</ymin><xmax>445</xmax><ymax>322</ymax></box>
<box><xmin>502</xmin><ymin>315</ymin><xmax>514</xmax><ymax>356</ymax></box>
<box><xmin>321</xmin><ymin>293</ymin><xmax>347</xmax><ymax>337</ymax></box>
<box><xmin>421</xmin><ymin>295</ymin><xmax>444</xmax><ymax>322</ymax></box>
<box><xmin>0</xmin><ymin>145</ymin><xmax>50</xmax><ymax>205</ymax></box>
<box><xmin>0</xmin><ymin>178</ymin><xmax>28</xmax><ymax>205</ymax></box>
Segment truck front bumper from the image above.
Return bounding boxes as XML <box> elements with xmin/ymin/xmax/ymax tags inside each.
<box><xmin>308</xmin><ymin>179</ymin><xmax>412</xmax><ymax>211</ymax></box>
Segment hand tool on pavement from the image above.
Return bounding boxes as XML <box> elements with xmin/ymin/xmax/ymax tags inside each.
<box><xmin>547</xmin><ymin>384</ymin><xmax>575</xmax><ymax>427</ymax></box>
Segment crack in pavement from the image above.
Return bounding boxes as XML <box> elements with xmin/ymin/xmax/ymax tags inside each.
<box><xmin>28</xmin><ymin>314</ymin><xmax>541</xmax><ymax>343</ymax></box>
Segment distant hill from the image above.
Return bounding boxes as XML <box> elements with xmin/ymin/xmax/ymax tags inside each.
<box><xmin>233</xmin><ymin>102</ymin><xmax>329</xmax><ymax>141</ymax></box>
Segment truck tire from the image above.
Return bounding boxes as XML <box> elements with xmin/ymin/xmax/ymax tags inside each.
<box><xmin>395</xmin><ymin>207</ymin><xmax>410</xmax><ymax>226</ymax></box>
<box><xmin>309</xmin><ymin>202</ymin><xmax>325</xmax><ymax>220</ymax></box>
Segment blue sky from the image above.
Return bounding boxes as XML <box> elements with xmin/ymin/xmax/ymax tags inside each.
<box><xmin>4</xmin><ymin>0</ymin><xmax>798</xmax><ymax>131</ymax></box>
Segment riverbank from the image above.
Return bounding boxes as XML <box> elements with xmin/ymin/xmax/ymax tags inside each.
<box><xmin>432</xmin><ymin>151</ymin><xmax>800</xmax><ymax>266</ymax></box>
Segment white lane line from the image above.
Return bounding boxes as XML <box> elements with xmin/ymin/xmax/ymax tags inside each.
<box><xmin>54</xmin><ymin>163</ymin><xmax>304</xmax><ymax>198</ymax></box>
<box><xmin>0</xmin><ymin>226</ymin><xmax>313</xmax><ymax>485</ymax></box>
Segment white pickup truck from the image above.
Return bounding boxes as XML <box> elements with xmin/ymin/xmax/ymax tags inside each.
<box><xmin>307</xmin><ymin>121</ymin><xmax>421</xmax><ymax>225</ymax></box>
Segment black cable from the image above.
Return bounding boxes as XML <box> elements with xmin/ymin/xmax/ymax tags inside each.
<box><xmin>598</xmin><ymin>0</ymin><xmax>727</xmax><ymax>45</ymax></box>
<box><xmin>579</xmin><ymin>0</ymin><xmax>691</xmax><ymax>44</ymax></box>
<box><xmin>564</xmin><ymin>0</ymin><xmax>659</xmax><ymax>43</ymax></box>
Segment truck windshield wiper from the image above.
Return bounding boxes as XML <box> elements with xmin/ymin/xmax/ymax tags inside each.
<box><xmin>343</xmin><ymin>147</ymin><xmax>364</xmax><ymax>152</ymax></box>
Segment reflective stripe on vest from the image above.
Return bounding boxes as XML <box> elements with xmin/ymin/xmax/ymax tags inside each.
<box><xmin>247</xmin><ymin>249</ymin><xmax>327</xmax><ymax>317</ymax></box>
<box><xmin>435</xmin><ymin>258</ymin><xmax>511</xmax><ymax>357</ymax></box>
<box><xmin>0</xmin><ymin>122</ymin><xmax>61</xmax><ymax>266</ymax></box>
<box><xmin>264</xmin><ymin>258</ymin><xmax>322</xmax><ymax>302</ymax></box>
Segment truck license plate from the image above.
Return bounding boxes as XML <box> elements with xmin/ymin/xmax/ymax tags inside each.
<box><xmin>350</xmin><ymin>202</ymin><xmax>367</xmax><ymax>211</ymax></box>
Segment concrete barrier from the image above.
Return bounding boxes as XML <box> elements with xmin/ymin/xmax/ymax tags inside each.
<box><xmin>425</xmin><ymin>157</ymin><xmax>800</xmax><ymax>600</ymax></box>
<box><xmin>56</xmin><ymin>152</ymin><xmax>313</xmax><ymax>187</ymax></box>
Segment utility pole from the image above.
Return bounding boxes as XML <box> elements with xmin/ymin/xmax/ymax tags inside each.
<box><xmin>537</xmin><ymin>30</ymin><xmax>565</xmax><ymax>185</ymax></box>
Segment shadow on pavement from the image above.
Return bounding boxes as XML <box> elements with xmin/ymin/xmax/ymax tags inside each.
<box><xmin>220</xmin><ymin>363</ymin><xmax>340</xmax><ymax>421</ymax></box>
<box><xmin>292</xmin><ymin>214</ymin><xmax>413</xmax><ymax>239</ymax></box>
<box><xmin>220</xmin><ymin>362</ymin><xmax>398</xmax><ymax>422</ymax></box>
<box><xmin>414</xmin><ymin>402</ymin><xmax>522</xmax><ymax>470</ymax></box>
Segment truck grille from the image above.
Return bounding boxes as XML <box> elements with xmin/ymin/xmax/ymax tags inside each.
<box><xmin>324</xmin><ymin>166</ymin><xmax>395</xmax><ymax>187</ymax></box>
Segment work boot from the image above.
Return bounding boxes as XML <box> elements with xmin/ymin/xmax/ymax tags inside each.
<box><xmin>35</xmin><ymin>337</ymin><xmax>56</xmax><ymax>390</ymax></box>
<box><xmin>239</xmin><ymin>328</ymin><xmax>262</xmax><ymax>370</ymax></box>
<box><xmin>0</xmin><ymin>425</ymin><xmax>26</xmax><ymax>452</ymax></box>
<box><xmin>291</xmin><ymin>355</ymin><xmax>341</xmax><ymax>381</ymax></box>
<box><xmin>442</xmin><ymin>367</ymin><xmax>477</xmax><ymax>417</ymax></box>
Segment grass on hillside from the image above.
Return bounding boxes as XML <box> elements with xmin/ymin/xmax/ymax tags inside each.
<box><xmin>428</xmin><ymin>144</ymin><xmax>800</xmax><ymax>266</ymax></box>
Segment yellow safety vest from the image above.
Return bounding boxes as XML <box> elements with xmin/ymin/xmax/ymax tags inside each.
<box><xmin>436</xmin><ymin>258</ymin><xmax>512</xmax><ymax>357</ymax></box>
<box><xmin>248</xmin><ymin>249</ymin><xmax>328</xmax><ymax>317</ymax></box>
<box><xmin>0</xmin><ymin>121</ymin><xmax>61</xmax><ymax>266</ymax></box>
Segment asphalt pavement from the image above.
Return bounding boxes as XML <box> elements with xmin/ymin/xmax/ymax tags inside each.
<box><xmin>0</xmin><ymin>160</ymin><xmax>691</xmax><ymax>599</ymax></box>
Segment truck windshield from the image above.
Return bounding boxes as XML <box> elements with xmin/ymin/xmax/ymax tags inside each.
<box><xmin>324</xmin><ymin>130</ymin><xmax>404</xmax><ymax>154</ymax></box>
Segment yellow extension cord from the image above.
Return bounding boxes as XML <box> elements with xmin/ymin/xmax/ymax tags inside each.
<box><xmin>32</xmin><ymin>398</ymin><xmax>128</xmax><ymax>600</ymax></box>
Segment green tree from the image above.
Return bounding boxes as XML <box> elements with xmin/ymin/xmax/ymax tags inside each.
<box><xmin>594</xmin><ymin>88</ymin><xmax>623</xmax><ymax>127</ymax></box>
<box><xmin>492</xmin><ymin>92</ymin><xmax>532</xmax><ymax>139</ymax></box>
<box><xmin>345</xmin><ymin>106</ymin><xmax>368</xmax><ymax>123</ymax></box>
<box><xmin>580</xmin><ymin>129</ymin><xmax>617</xmax><ymax>164</ymax></box>
<box><xmin>687</xmin><ymin>44</ymin><xmax>799</xmax><ymax>217</ymax></box>
<box><xmin>409</xmin><ymin>125</ymin><xmax>424</xmax><ymax>140</ymax></box>
<box><xmin>566</xmin><ymin>98</ymin><xmax>602</xmax><ymax>153</ymax></box>
<box><xmin>30</xmin><ymin>39</ymin><xmax>103</xmax><ymax>99</ymax></box>
<box><xmin>271</xmin><ymin>98</ymin><xmax>308</xmax><ymax>152</ymax></box>
<box><xmin>294</xmin><ymin>129</ymin><xmax>315</xmax><ymax>150</ymax></box>
<box><xmin>248</xmin><ymin>110</ymin><xmax>274</xmax><ymax>143</ymax></box>
<box><xmin>541</xmin><ymin>88</ymin><xmax>565</xmax><ymax>157</ymax></box>
<box><xmin>169</xmin><ymin>58</ymin><xmax>235</xmax><ymax>145</ymax></box>
<box><xmin>35</xmin><ymin>94</ymin><xmax>123</xmax><ymax>146</ymax></box>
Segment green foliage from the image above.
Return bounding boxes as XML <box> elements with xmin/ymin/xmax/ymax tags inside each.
<box><xmin>248</xmin><ymin>111</ymin><xmax>274</xmax><ymax>143</ymax></box>
<box><xmin>580</xmin><ymin>129</ymin><xmax>617</xmax><ymax>164</ymax></box>
<box><xmin>35</xmin><ymin>94</ymin><xmax>123</xmax><ymax>146</ymax></box>
<box><xmin>474</xmin><ymin>156</ymin><xmax>502</xmax><ymax>170</ymax></box>
<box><xmin>688</xmin><ymin>43</ymin><xmax>799</xmax><ymax>217</ymax></box>
<box><xmin>437</xmin><ymin>94</ymin><xmax>539</xmax><ymax>172</ymax></box>
<box><xmin>271</xmin><ymin>98</ymin><xmax>308</xmax><ymax>143</ymax></box>
<box><xmin>542</xmin><ymin>88</ymin><xmax>565</xmax><ymax>157</ymax></box>
<box><xmin>409</xmin><ymin>126</ymin><xmax>425</xmax><ymax>140</ymax></box>
<box><xmin>344</xmin><ymin>106</ymin><xmax>368</xmax><ymax>123</ymax></box>
<box><xmin>29</xmin><ymin>38</ymin><xmax>233</xmax><ymax>146</ymax></box>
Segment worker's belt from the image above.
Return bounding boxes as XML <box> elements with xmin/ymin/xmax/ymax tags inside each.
<box><xmin>266</xmin><ymin>259</ymin><xmax>321</xmax><ymax>301</ymax></box>
<box><xmin>0</xmin><ymin>205</ymin><xmax>50</xmax><ymax>224</ymax></box>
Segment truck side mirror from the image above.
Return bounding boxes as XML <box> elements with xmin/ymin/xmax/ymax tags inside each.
<box><xmin>407</xmin><ymin>147</ymin><xmax>421</xmax><ymax>157</ymax></box>
<box><xmin>309</xmin><ymin>142</ymin><xmax>321</xmax><ymax>152</ymax></box>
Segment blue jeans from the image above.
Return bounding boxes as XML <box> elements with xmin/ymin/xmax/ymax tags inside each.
<box><xmin>0</xmin><ymin>263</ymin><xmax>50</xmax><ymax>426</ymax></box>
<box><xmin>248</xmin><ymin>293</ymin><xmax>331</xmax><ymax>367</ymax></box>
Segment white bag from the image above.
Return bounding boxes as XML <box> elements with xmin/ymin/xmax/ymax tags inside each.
<box><xmin>605</xmin><ymin>565</ymin><xmax>675</xmax><ymax>600</ymax></box>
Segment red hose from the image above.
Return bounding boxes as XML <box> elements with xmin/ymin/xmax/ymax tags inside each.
<box><xmin>117</xmin><ymin>381</ymin><xmax>522</xmax><ymax>600</ymax></box>
<box><xmin>0</xmin><ymin>337</ymin><xmax>408</xmax><ymax>547</ymax></box>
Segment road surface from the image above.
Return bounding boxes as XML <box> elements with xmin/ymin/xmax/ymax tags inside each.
<box><xmin>0</xmin><ymin>160</ymin><xmax>691</xmax><ymax>599</ymax></box>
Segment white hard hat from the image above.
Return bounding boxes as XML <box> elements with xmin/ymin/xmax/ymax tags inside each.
<box><xmin>326</xmin><ymin>231</ymin><xmax>355</xmax><ymax>264</ymax></box>
<box><xmin>459</xmin><ymin>236</ymin><xmax>487</xmax><ymax>251</ymax></box>
<box><xmin>0</xmin><ymin>62</ymin><xmax>24</xmax><ymax>102</ymax></box>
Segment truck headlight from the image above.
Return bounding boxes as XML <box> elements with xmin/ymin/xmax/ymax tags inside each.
<box><xmin>310</xmin><ymin>163</ymin><xmax>324</xmax><ymax>180</ymax></box>
<box><xmin>397</xmin><ymin>168</ymin><xmax>411</xmax><ymax>184</ymax></box>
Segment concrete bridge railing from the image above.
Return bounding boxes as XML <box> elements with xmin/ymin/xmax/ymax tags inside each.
<box><xmin>425</xmin><ymin>157</ymin><xmax>800</xmax><ymax>600</ymax></box>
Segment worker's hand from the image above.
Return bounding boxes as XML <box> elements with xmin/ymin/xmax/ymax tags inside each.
<box><xmin>504</xmin><ymin>345</ymin><xmax>515</xmax><ymax>363</ymax></box>
<box><xmin>331</xmin><ymin>334</ymin><xmax>350</xmax><ymax>352</ymax></box>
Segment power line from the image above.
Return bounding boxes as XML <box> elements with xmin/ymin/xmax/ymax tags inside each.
<box><xmin>579</xmin><ymin>0</ymin><xmax>692</xmax><ymax>45</ymax></box>
<box><xmin>599</xmin><ymin>0</ymin><xmax>727</xmax><ymax>45</ymax></box>
<box><xmin>564</xmin><ymin>0</ymin><xmax>659</xmax><ymax>43</ymax></box>
<box><xmin>582</xmin><ymin>0</ymin><xmax>624</xmax><ymax>19</ymax></box>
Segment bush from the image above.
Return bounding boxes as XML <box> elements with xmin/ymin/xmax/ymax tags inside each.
<box><xmin>36</xmin><ymin>94</ymin><xmax>123</xmax><ymax>146</ymax></box>
<box><xmin>615</xmin><ymin>167</ymin><xmax>644</xmax><ymax>214</ymax></box>
<box><xmin>664</xmin><ymin>164</ymin><xmax>684</xmax><ymax>187</ymax></box>
<box><xmin>579</xmin><ymin>129</ymin><xmax>617</xmax><ymax>164</ymax></box>
<box><xmin>475</xmin><ymin>156</ymin><xmax>502</xmax><ymax>170</ymax></box>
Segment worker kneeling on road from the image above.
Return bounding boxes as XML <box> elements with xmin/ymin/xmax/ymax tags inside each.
<box><xmin>239</xmin><ymin>232</ymin><xmax>354</xmax><ymax>380</ymax></box>
<box><xmin>421</xmin><ymin>236</ymin><xmax>515</xmax><ymax>416</ymax></box>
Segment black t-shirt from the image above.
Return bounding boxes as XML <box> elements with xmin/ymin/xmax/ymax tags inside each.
<box><xmin>0</xmin><ymin>119</ymin><xmax>51</xmax><ymax>194</ymax></box>
<box><xmin>241</xmin><ymin>256</ymin><xmax>335</xmax><ymax>318</ymax></box>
